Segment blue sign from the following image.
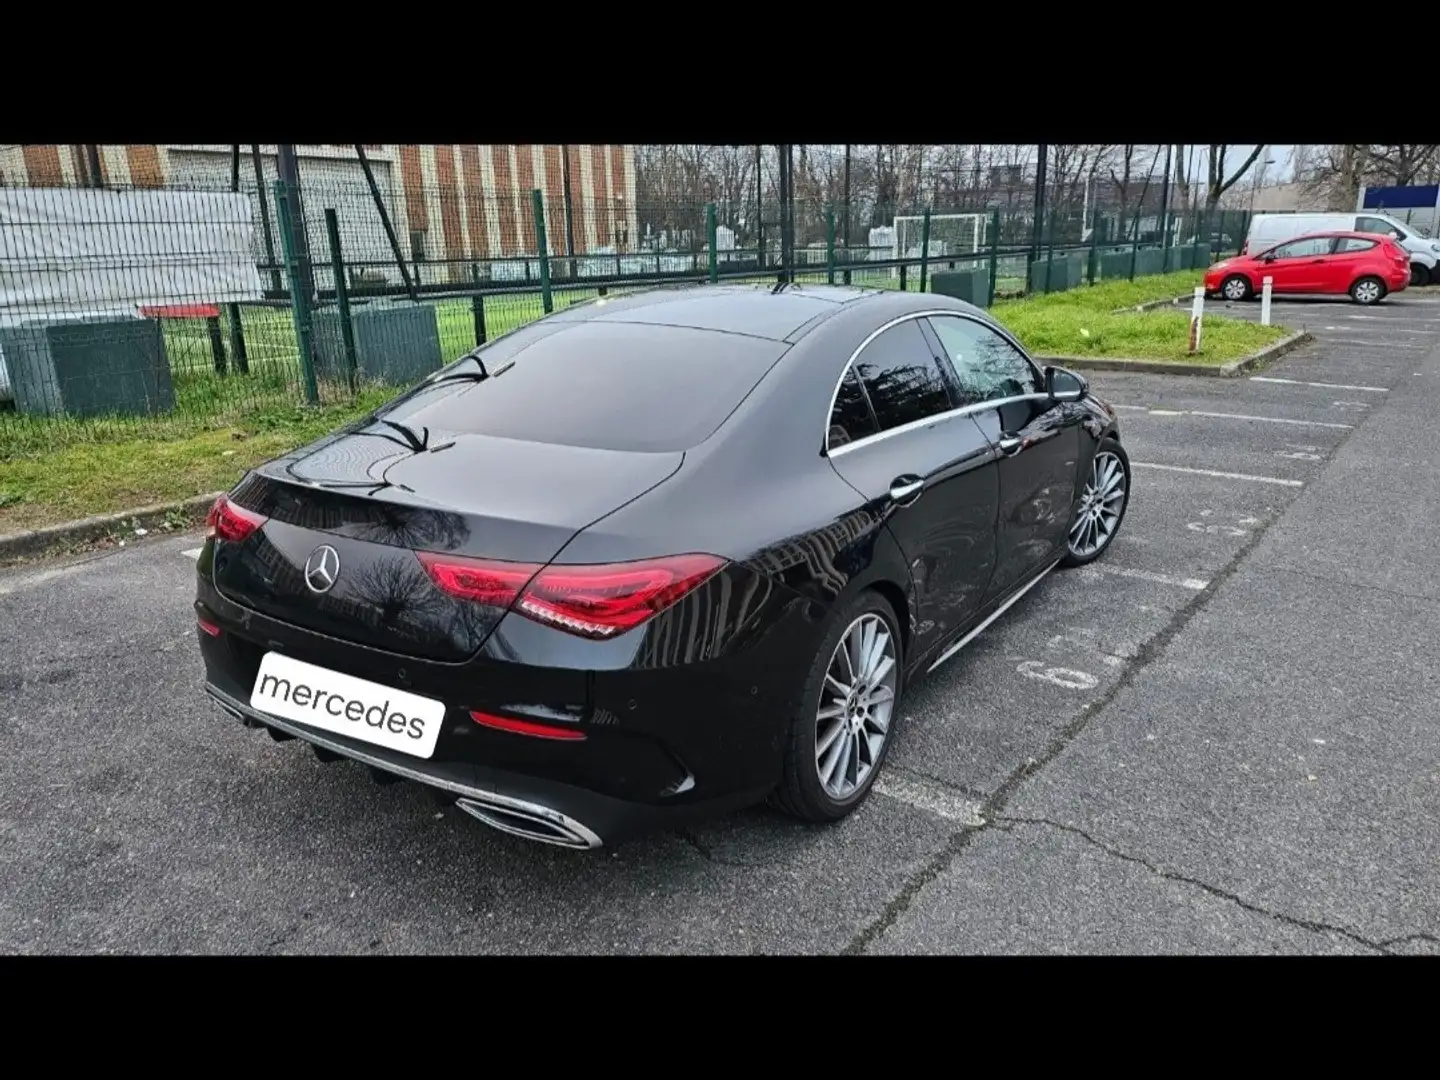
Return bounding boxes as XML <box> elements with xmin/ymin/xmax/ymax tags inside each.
<box><xmin>1362</xmin><ymin>184</ymin><xmax>1440</xmax><ymax>210</ymax></box>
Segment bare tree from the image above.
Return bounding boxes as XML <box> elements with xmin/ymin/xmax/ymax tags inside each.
<box><xmin>1105</xmin><ymin>145</ymin><xmax>1163</xmax><ymax>240</ymax></box>
<box><xmin>1205</xmin><ymin>144</ymin><xmax>1266</xmax><ymax>209</ymax></box>
<box><xmin>1298</xmin><ymin>144</ymin><xmax>1440</xmax><ymax>211</ymax></box>
<box><xmin>1364</xmin><ymin>144</ymin><xmax>1440</xmax><ymax>186</ymax></box>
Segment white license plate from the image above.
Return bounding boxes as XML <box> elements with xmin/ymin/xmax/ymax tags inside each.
<box><xmin>250</xmin><ymin>652</ymin><xmax>446</xmax><ymax>760</ymax></box>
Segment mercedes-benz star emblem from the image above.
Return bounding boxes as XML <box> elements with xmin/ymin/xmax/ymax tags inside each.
<box><xmin>303</xmin><ymin>545</ymin><xmax>341</xmax><ymax>594</ymax></box>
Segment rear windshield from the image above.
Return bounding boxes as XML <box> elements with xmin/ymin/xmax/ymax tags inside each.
<box><xmin>382</xmin><ymin>321</ymin><xmax>788</xmax><ymax>452</ymax></box>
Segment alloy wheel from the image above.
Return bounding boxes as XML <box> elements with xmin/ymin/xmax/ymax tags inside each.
<box><xmin>1069</xmin><ymin>450</ymin><xmax>1127</xmax><ymax>559</ymax></box>
<box><xmin>1353</xmin><ymin>279</ymin><xmax>1381</xmax><ymax>304</ymax></box>
<box><xmin>1222</xmin><ymin>277</ymin><xmax>1248</xmax><ymax>301</ymax></box>
<box><xmin>815</xmin><ymin>613</ymin><xmax>897</xmax><ymax>800</ymax></box>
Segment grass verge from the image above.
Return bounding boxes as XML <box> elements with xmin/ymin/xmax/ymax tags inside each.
<box><xmin>993</xmin><ymin>270</ymin><xmax>1289</xmax><ymax>365</ymax></box>
<box><xmin>0</xmin><ymin>268</ymin><xmax>1286</xmax><ymax>534</ymax></box>
<box><xmin>0</xmin><ymin>391</ymin><xmax>394</xmax><ymax>534</ymax></box>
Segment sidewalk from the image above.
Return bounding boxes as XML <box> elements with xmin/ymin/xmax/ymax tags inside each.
<box><xmin>873</xmin><ymin>324</ymin><xmax>1440</xmax><ymax>954</ymax></box>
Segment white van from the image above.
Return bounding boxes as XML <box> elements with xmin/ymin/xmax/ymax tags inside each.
<box><xmin>1246</xmin><ymin>211</ymin><xmax>1440</xmax><ymax>286</ymax></box>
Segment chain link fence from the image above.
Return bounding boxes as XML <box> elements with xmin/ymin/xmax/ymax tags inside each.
<box><xmin>0</xmin><ymin>146</ymin><xmax>1255</xmax><ymax>452</ymax></box>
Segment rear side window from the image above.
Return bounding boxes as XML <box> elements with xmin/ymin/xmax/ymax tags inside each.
<box><xmin>1336</xmin><ymin>237</ymin><xmax>1377</xmax><ymax>253</ymax></box>
<box><xmin>382</xmin><ymin>322</ymin><xmax>788</xmax><ymax>452</ymax></box>
<box><xmin>850</xmin><ymin>319</ymin><xmax>955</xmax><ymax>433</ymax></box>
<box><xmin>1356</xmin><ymin>216</ymin><xmax>1396</xmax><ymax>237</ymax></box>
<box><xmin>828</xmin><ymin>368</ymin><xmax>878</xmax><ymax>447</ymax></box>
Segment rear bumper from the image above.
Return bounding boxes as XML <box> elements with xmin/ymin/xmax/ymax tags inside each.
<box><xmin>204</xmin><ymin>680</ymin><xmax>768</xmax><ymax>849</ymax></box>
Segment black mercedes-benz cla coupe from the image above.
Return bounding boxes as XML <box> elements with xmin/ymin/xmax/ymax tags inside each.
<box><xmin>196</xmin><ymin>283</ymin><xmax>1130</xmax><ymax>849</ymax></box>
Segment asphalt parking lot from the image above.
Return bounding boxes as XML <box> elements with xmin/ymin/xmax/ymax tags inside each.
<box><xmin>3</xmin><ymin>290</ymin><xmax>1439</xmax><ymax>955</ymax></box>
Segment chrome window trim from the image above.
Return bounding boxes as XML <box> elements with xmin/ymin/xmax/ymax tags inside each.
<box><xmin>822</xmin><ymin>308</ymin><xmax>1050</xmax><ymax>459</ymax></box>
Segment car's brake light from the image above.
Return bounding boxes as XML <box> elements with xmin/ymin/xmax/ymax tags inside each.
<box><xmin>418</xmin><ymin>552</ymin><xmax>727</xmax><ymax>639</ymax></box>
<box><xmin>206</xmin><ymin>495</ymin><xmax>268</xmax><ymax>543</ymax></box>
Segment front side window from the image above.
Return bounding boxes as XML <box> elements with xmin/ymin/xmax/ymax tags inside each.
<box><xmin>849</xmin><ymin>319</ymin><xmax>954</xmax><ymax>433</ymax></box>
<box><xmin>927</xmin><ymin>315</ymin><xmax>1040</xmax><ymax>406</ymax></box>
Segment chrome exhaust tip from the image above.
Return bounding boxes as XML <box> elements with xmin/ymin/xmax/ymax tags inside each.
<box><xmin>454</xmin><ymin>795</ymin><xmax>602</xmax><ymax>850</ymax></box>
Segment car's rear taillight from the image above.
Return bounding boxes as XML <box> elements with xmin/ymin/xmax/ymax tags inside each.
<box><xmin>206</xmin><ymin>495</ymin><xmax>268</xmax><ymax>543</ymax></box>
<box><xmin>417</xmin><ymin>552</ymin><xmax>727</xmax><ymax>639</ymax></box>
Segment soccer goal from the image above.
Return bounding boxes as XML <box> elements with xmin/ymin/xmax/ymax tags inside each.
<box><xmin>892</xmin><ymin>213</ymin><xmax>987</xmax><ymax>279</ymax></box>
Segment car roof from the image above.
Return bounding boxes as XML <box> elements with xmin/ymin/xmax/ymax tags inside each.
<box><xmin>1275</xmin><ymin>230</ymin><xmax>1391</xmax><ymax>240</ymax></box>
<box><xmin>545</xmin><ymin>281</ymin><xmax>886</xmax><ymax>342</ymax></box>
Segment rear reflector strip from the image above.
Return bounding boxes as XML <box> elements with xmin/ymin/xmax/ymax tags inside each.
<box><xmin>197</xmin><ymin>617</ymin><xmax>223</xmax><ymax>637</ymax></box>
<box><xmin>468</xmin><ymin>710</ymin><xmax>585</xmax><ymax>741</ymax></box>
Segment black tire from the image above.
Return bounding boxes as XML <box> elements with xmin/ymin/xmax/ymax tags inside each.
<box><xmin>1410</xmin><ymin>263</ymin><xmax>1432</xmax><ymax>288</ymax></box>
<box><xmin>1219</xmin><ymin>274</ymin><xmax>1252</xmax><ymax>302</ymax></box>
<box><xmin>770</xmin><ymin>589</ymin><xmax>904</xmax><ymax>824</ymax></box>
<box><xmin>1349</xmin><ymin>276</ymin><xmax>1386</xmax><ymax>305</ymax></box>
<box><xmin>1060</xmin><ymin>436</ymin><xmax>1131</xmax><ymax>569</ymax></box>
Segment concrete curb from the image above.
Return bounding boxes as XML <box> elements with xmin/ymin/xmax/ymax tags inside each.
<box><xmin>0</xmin><ymin>491</ymin><xmax>223</xmax><ymax>563</ymax></box>
<box><xmin>1110</xmin><ymin>293</ymin><xmax>1191</xmax><ymax>314</ymax></box>
<box><xmin>1037</xmin><ymin>329</ymin><xmax>1313</xmax><ymax>379</ymax></box>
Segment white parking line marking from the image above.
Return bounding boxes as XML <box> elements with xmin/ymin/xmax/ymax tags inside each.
<box><xmin>0</xmin><ymin>561</ymin><xmax>100</xmax><ymax>596</ymax></box>
<box><xmin>1330</xmin><ymin>341</ymin><xmax>1432</xmax><ymax>349</ymax></box>
<box><xmin>874</xmin><ymin>773</ymin><xmax>985</xmax><ymax>826</ymax></box>
<box><xmin>1090</xmin><ymin>565</ymin><xmax>1209</xmax><ymax>590</ymax></box>
<box><xmin>1132</xmin><ymin>462</ymin><xmax>1305</xmax><ymax>487</ymax></box>
<box><xmin>182</xmin><ymin>548</ymin><xmax>203</xmax><ymax>560</ymax></box>
<box><xmin>1321</xmin><ymin>325</ymin><xmax>1437</xmax><ymax>335</ymax></box>
<box><xmin>1187</xmin><ymin>410</ymin><xmax>1353</xmax><ymax>429</ymax></box>
<box><xmin>1123</xmin><ymin>408</ymin><xmax>1353</xmax><ymax>429</ymax></box>
<box><xmin>1250</xmin><ymin>376</ymin><xmax>1389</xmax><ymax>393</ymax></box>
<box><xmin>1338</xmin><ymin>313</ymin><xmax>1440</xmax><ymax>322</ymax></box>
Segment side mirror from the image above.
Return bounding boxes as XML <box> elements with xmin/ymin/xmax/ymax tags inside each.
<box><xmin>1045</xmin><ymin>365</ymin><xmax>1087</xmax><ymax>402</ymax></box>
<box><xmin>1262</xmin><ymin>253</ymin><xmax>1277</xmax><ymax>262</ymax></box>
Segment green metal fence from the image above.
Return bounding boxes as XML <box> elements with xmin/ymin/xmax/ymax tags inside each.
<box><xmin>0</xmin><ymin>169</ymin><xmax>1252</xmax><ymax>454</ymax></box>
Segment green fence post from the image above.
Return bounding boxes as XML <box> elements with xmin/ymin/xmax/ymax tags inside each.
<box><xmin>825</xmin><ymin>206</ymin><xmax>836</xmax><ymax>285</ymax></box>
<box><xmin>706</xmin><ymin>203</ymin><xmax>719</xmax><ymax>283</ymax></box>
<box><xmin>986</xmin><ymin>209</ymin><xmax>1000</xmax><ymax>306</ymax></box>
<box><xmin>919</xmin><ymin>207</ymin><xmax>932</xmax><ymax>293</ymax></box>
<box><xmin>1087</xmin><ymin>212</ymin><xmax>1100</xmax><ymax>285</ymax></box>
<box><xmin>1044</xmin><ymin>210</ymin><xmax>1056</xmax><ymax>293</ymax></box>
<box><xmin>1192</xmin><ymin>210</ymin><xmax>1202</xmax><ymax>266</ymax></box>
<box><xmin>531</xmin><ymin>188</ymin><xmax>553</xmax><ymax>315</ymax></box>
<box><xmin>274</xmin><ymin>180</ymin><xmax>319</xmax><ymax>405</ymax></box>
<box><xmin>324</xmin><ymin>209</ymin><xmax>358</xmax><ymax>391</ymax></box>
<box><xmin>471</xmin><ymin>265</ymin><xmax>487</xmax><ymax>347</ymax></box>
<box><xmin>1129</xmin><ymin>223</ymin><xmax>1140</xmax><ymax>282</ymax></box>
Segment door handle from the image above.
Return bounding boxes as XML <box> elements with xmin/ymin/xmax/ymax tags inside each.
<box><xmin>888</xmin><ymin>477</ymin><xmax>924</xmax><ymax>505</ymax></box>
<box><xmin>997</xmin><ymin>435</ymin><xmax>1024</xmax><ymax>456</ymax></box>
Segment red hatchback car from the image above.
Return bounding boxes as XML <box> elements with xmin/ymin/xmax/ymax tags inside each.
<box><xmin>1205</xmin><ymin>230</ymin><xmax>1410</xmax><ymax>305</ymax></box>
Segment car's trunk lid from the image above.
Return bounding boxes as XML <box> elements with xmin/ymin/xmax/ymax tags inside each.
<box><xmin>211</xmin><ymin>425</ymin><xmax>684</xmax><ymax>662</ymax></box>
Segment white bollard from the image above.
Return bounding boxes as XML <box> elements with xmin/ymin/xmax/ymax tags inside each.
<box><xmin>1188</xmin><ymin>286</ymin><xmax>1204</xmax><ymax>353</ymax></box>
<box><xmin>1260</xmin><ymin>276</ymin><xmax>1273</xmax><ymax>325</ymax></box>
